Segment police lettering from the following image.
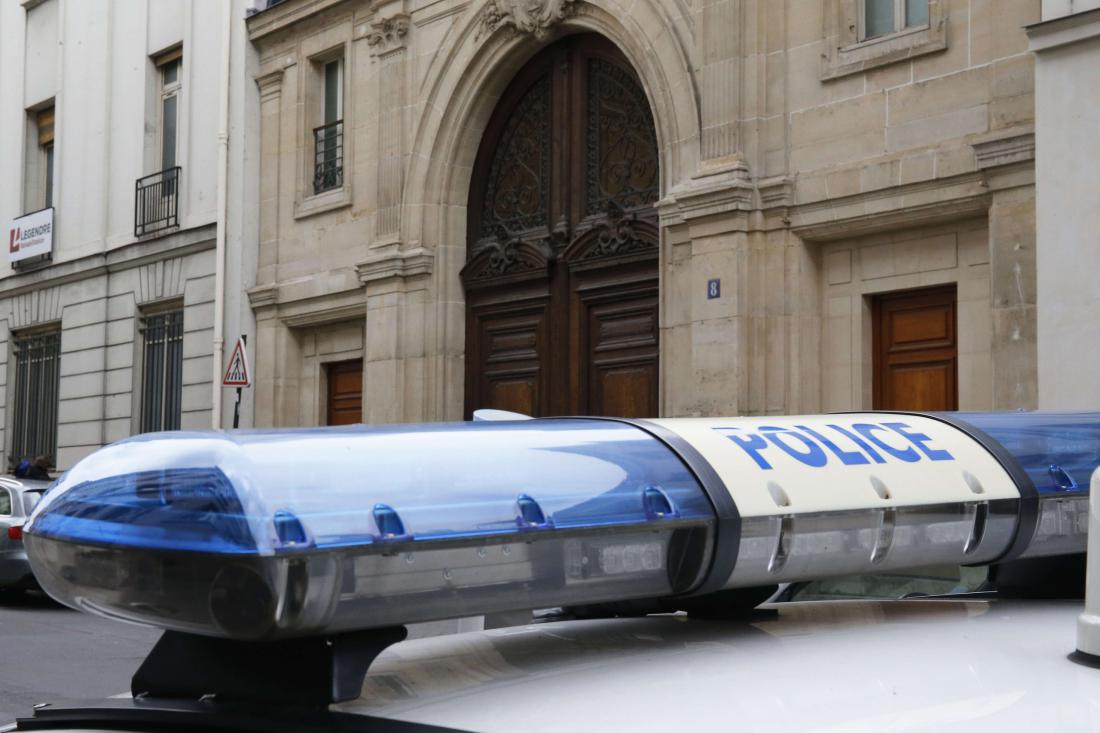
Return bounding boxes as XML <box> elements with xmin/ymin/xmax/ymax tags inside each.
<box><xmin>717</xmin><ymin>421</ymin><xmax>955</xmax><ymax>470</ymax></box>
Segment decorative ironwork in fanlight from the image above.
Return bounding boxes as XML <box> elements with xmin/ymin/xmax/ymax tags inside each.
<box><xmin>480</xmin><ymin>74</ymin><xmax>551</xmax><ymax>238</ymax></box>
<box><xmin>586</xmin><ymin>58</ymin><xmax>659</xmax><ymax>216</ymax></box>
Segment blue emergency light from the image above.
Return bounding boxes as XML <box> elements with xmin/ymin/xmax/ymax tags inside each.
<box><xmin>22</xmin><ymin>411</ymin><xmax>1099</xmax><ymax>642</ymax></box>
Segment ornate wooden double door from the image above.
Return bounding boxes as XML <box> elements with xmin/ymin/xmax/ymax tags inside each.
<box><xmin>462</xmin><ymin>35</ymin><xmax>661</xmax><ymax>418</ymax></box>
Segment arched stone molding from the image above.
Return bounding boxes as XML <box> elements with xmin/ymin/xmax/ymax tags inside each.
<box><xmin>401</xmin><ymin>0</ymin><xmax>703</xmax><ymax>420</ymax></box>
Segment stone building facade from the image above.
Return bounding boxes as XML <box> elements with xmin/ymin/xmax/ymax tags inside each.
<box><xmin>245</xmin><ymin>0</ymin><xmax>1041</xmax><ymax>427</ymax></box>
<box><xmin>0</xmin><ymin>0</ymin><xmax>258</xmax><ymax>470</ymax></box>
<box><xmin>1028</xmin><ymin>0</ymin><xmax>1100</xmax><ymax>409</ymax></box>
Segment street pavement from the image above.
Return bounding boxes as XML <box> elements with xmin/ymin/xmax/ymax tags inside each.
<box><xmin>0</xmin><ymin>589</ymin><xmax>159</xmax><ymax>726</ymax></box>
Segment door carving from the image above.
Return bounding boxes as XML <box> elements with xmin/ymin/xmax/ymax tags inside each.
<box><xmin>463</xmin><ymin>35</ymin><xmax>660</xmax><ymax>418</ymax></box>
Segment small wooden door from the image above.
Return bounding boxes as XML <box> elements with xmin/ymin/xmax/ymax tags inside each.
<box><xmin>462</xmin><ymin>35</ymin><xmax>661</xmax><ymax>419</ymax></box>
<box><xmin>872</xmin><ymin>286</ymin><xmax>958</xmax><ymax>411</ymax></box>
<box><xmin>325</xmin><ymin>359</ymin><xmax>363</xmax><ymax>425</ymax></box>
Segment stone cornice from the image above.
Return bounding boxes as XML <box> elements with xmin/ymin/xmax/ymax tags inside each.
<box><xmin>356</xmin><ymin>247</ymin><xmax>435</xmax><ymax>284</ymax></box>
<box><xmin>246</xmin><ymin>284</ymin><xmax>279</xmax><ymax>310</ymax></box>
<box><xmin>1027</xmin><ymin>6</ymin><xmax>1100</xmax><ymax>52</ymax></box>
<box><xmin>757</xmin><ymin>176</ymin><xmax>795</xmax><ymax>211</ymax></box>
<box><xmin>247</xmin><ymin>0</ymin><xmax>354</xmax><ymax>42</ymax></box>
<box><xmin>971</xmin><ymin>127</ymin><xmax>1036</xmax><ymax>171</ymax></box>
<box><xmin>791</xmin><ymin>192</ymin><xmax>991</xmax><ymax>242</ymax></box>
<box><xmin>0</xmin><ymin>224</ymin><xmax>216</xmax><ymax>300</ymax></box>
<box><xmin>282</xmin><ymin>301</ymin><xmax>366</xmax><ymax>328</ymax></box>
<box><xmin>658</xmin><ymin>167</ymin><xmax>754</xmax><ymax>226</ymax></box>
<box><xmin>255</xmin><ymin>69</ymin><xmax>286</xmax><ymax>102</ymax></box>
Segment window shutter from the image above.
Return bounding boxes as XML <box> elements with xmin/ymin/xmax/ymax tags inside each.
<box><xmin>37</xmin><ymin>107</ymin><xmax>54</xmax><ymax>146</ymax></box>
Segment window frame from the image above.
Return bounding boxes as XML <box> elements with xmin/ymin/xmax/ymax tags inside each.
<box><xmin>24</xmin><ymin>105</ymin><xmax>55</xmax><ymax>214</ymax></box>
<box><xmin>8</xmin><ymin>326</ymin><xmax>61</xmax><ymax>471</ymax></box>
<box><xmin>137</xmin><ymin>303</ymin><xmax>185</xmax><ymax>434</ymax></box>
<box><xmin>294</xmin><ymin>33</ymin><xmax>354</xmax><ymax>218</ymax></box>
<box><xmin>155</xmin><ymin>48</ymin><xmax>183</xmax><ymax>175</ymax></box>
<box><xmin>860</xmin><ymin>0</ymin><xmax>930</xmax><ymax>42</ymax></box>
<box><xmin>822</xmin><ymin>0</ymin><xmax>946</xmax><ymax>81</ymax></box>
<box><xmin>312</xmin><ymin>54</ymin><xmax>345</xmax><ymax>196</ymax></box>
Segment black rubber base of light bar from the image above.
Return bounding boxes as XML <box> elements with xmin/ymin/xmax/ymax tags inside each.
<box><xmin>15</xmin><ymin>698</ymin><xmax>467</xmax><ymax>733</ymax></box>
<box><xmin>1068</xmin><ymin>650</ymin><xmax>1100</xmax><ymax>670</ymax></box>
<box><xmin>132</xmin><ymin>626</ymin><xmax>407</xmax><ymax>709</ymax></box>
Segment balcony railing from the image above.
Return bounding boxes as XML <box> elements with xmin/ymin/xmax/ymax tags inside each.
<box><xmin>313</xmin><ymin>120</ymin><xmax>344</xmax><ymax>194</ymax></box>
<box><xmin>135</xmin><ymin>166</ymin><xmax>181</xmax><ymax>238</ymax></box>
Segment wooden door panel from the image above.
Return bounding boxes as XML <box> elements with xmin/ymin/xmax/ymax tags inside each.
<box><xmin>873</xmin><ymin>286</ymin><xmax>958</xmax><ymax>411</ymax></box>
<box><xmin>591</xmin><ymin>362</ymin><xmax>657</xmax><ymax>418</ymax></box>
<box><xmin>466</xmin><ymin>304</ymin><xmax>549</xmax><ymax>416</ymax></box>
<box><xmin>577</xmin><ymin>285</ymin><xmax>659</xmax><ymax>417</ymax></box>
<box><xmin>326</xmin><ymin>359</ymin><xmax>363</xmax><ymax>426</ymax></box>
<box><xmin>884</xmin><ymin>361</ymin><xmax>955</xmax><ymax>412</ymax></box>
<box><xmin>888</xmin><ymin>306</ymin><xmax>953</xmax><ymax>350</ymax></box>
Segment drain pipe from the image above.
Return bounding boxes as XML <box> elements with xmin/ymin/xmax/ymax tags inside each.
<box><xmin>211</xmin><ymin>0</ymin><xmax>232</xmax><ymax>428</ymax></box>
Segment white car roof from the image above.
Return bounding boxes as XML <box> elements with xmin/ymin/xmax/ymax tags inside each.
<box><xmin>340</xmin><ymin>599</ymin><xmax>1094</xmax><ymax>733</ymax></box>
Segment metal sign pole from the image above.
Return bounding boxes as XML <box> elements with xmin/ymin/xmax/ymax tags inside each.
<box><xmin>232</xmin><ymin>335</ymin><xmax>247</xmax><ymax>429</ymax></box>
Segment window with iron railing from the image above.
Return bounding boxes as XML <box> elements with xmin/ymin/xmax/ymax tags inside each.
<box><xmin>313</xmin><ymin>121</ymin><xmax>344</xmax><ymax>193</ymax></box>
<box><xmin>313</xmin><ymin>57</ymin><xmax>343</xmax><ymax>194</ymax></box>
<box><xmin>140</xmin><ymin>309</ymin><xmax>184</xmax><ymax>433</ymax></box>
<box><xmin>10</xmin><ymin>329</ymin><xmax>60</xmax><ymax>469</ymax></box>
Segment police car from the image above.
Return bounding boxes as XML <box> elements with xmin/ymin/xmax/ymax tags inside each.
<box><xmin>4</xmin><ymin>411</ymin><xmax>1099</xmax><ymax>731</ymax></box>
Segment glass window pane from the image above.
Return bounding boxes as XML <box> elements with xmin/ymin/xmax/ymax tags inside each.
<box><xmin>906</xmin><ymin>0</ymin><xmax>929</xmax><ymax>27</ymax></box>
<box><xmin>324</xmin><ymin>60</ymin><xmax>340</xmax><ymax>124</ymax></box>
<box><xmin>865</xmin><ymin>0</ymin><xmax>895</xmax><ymax>38</ymax></box>
<box><xmin>162</xmin><ymin>94</ymin><xmax>177</xmax><ymax>170</ymax></box>
<box><xmin>163</xmin><ymin>59</ymin><xmax>179</xmax><ymax>85</ymax></box>
<box><xmin>0</xmin><ymin>489</ymin><xmax>10</xmax><ymax>516</ymax></box>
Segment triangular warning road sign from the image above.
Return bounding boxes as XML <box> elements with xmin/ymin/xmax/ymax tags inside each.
<box><xmin>222</xmin><ymin>337</ymin><xmax>251</xmax><ymax>387</ymax></box>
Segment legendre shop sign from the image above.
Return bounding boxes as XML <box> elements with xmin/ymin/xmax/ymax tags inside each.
<box><xmin>8</xmin><ymin>207</ymin><xmax>54</xmax><ymax>263</ymax></box>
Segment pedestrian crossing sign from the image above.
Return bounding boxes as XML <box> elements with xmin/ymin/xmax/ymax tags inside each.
<box><xmin>222</xmin><ymin>337</ymin><xmax>251</xmax><ymax>387</ymax></box>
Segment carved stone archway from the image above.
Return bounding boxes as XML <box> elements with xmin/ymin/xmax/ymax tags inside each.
<box><xmin>400</xmin><ymin>0</ymin><xmax>701</xmax><ymax>420</ymax></box>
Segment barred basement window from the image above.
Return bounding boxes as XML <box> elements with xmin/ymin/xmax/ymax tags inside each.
<box><xmin>140</xmin><ymin>309</ymin><xmax>184</xmax><ymax>433</ymax></box>
<box><xmin>10</xmin><ymin>329</ymin><xmax>60</xmax><ymax>468</ymax></box>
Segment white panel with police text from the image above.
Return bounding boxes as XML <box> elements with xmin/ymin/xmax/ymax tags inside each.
<box><xmin>649</xmin><ymin>414</ymin><xmax>1019</xmax><ymax>516</ymax></box>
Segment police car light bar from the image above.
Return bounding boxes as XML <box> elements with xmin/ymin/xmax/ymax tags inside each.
<box><xmin>22</xmin><ymin>411</ymin><xmax>1099</xmax><ymax>642</ymax></box>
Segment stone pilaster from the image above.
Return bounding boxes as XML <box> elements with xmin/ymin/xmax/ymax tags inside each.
<box><xmin>695</xmin><ymin>0</ymin><xmax>742</xmax><ymax>163</ymax></box>
<box><xmin>255</xmin><ymin>68</ymin><xmax>286</xmax><ymax>287</ymax></box>
<box><xmin>366</xmin><ymin>10</ymin><xmax>411</xmax><ymax>245</ymax></box>
<box><xmin>358</xmin><ymin>249</ymin><xmax>434</xmax><ymax>424</ymax></box>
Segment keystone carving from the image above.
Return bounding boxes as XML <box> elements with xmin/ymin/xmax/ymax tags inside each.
<box><xmin>367</xmin><ymin>14</ymin><xmax>410</xmax><ymax>55</ymax></box>
<box><xmin>477</xmin><ymin>0</ymin><xmax>579</xmax><ymax>40</ymax></box>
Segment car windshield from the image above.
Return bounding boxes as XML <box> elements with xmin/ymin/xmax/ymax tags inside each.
<box><xmin>780</xmin><ymin>565</ymin><xmax>991</xmax><ymax>601</ymax></box>
<box><xmin>22</xmin><ymin>490</ymin><xmax>44</xmax><ymax>514</ymax></box>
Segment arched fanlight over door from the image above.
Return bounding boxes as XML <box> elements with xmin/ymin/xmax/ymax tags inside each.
<box><xmin>462</xmin><ymin>34</ymin><xmax>660</xmax><ymax>419</ymax></box>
